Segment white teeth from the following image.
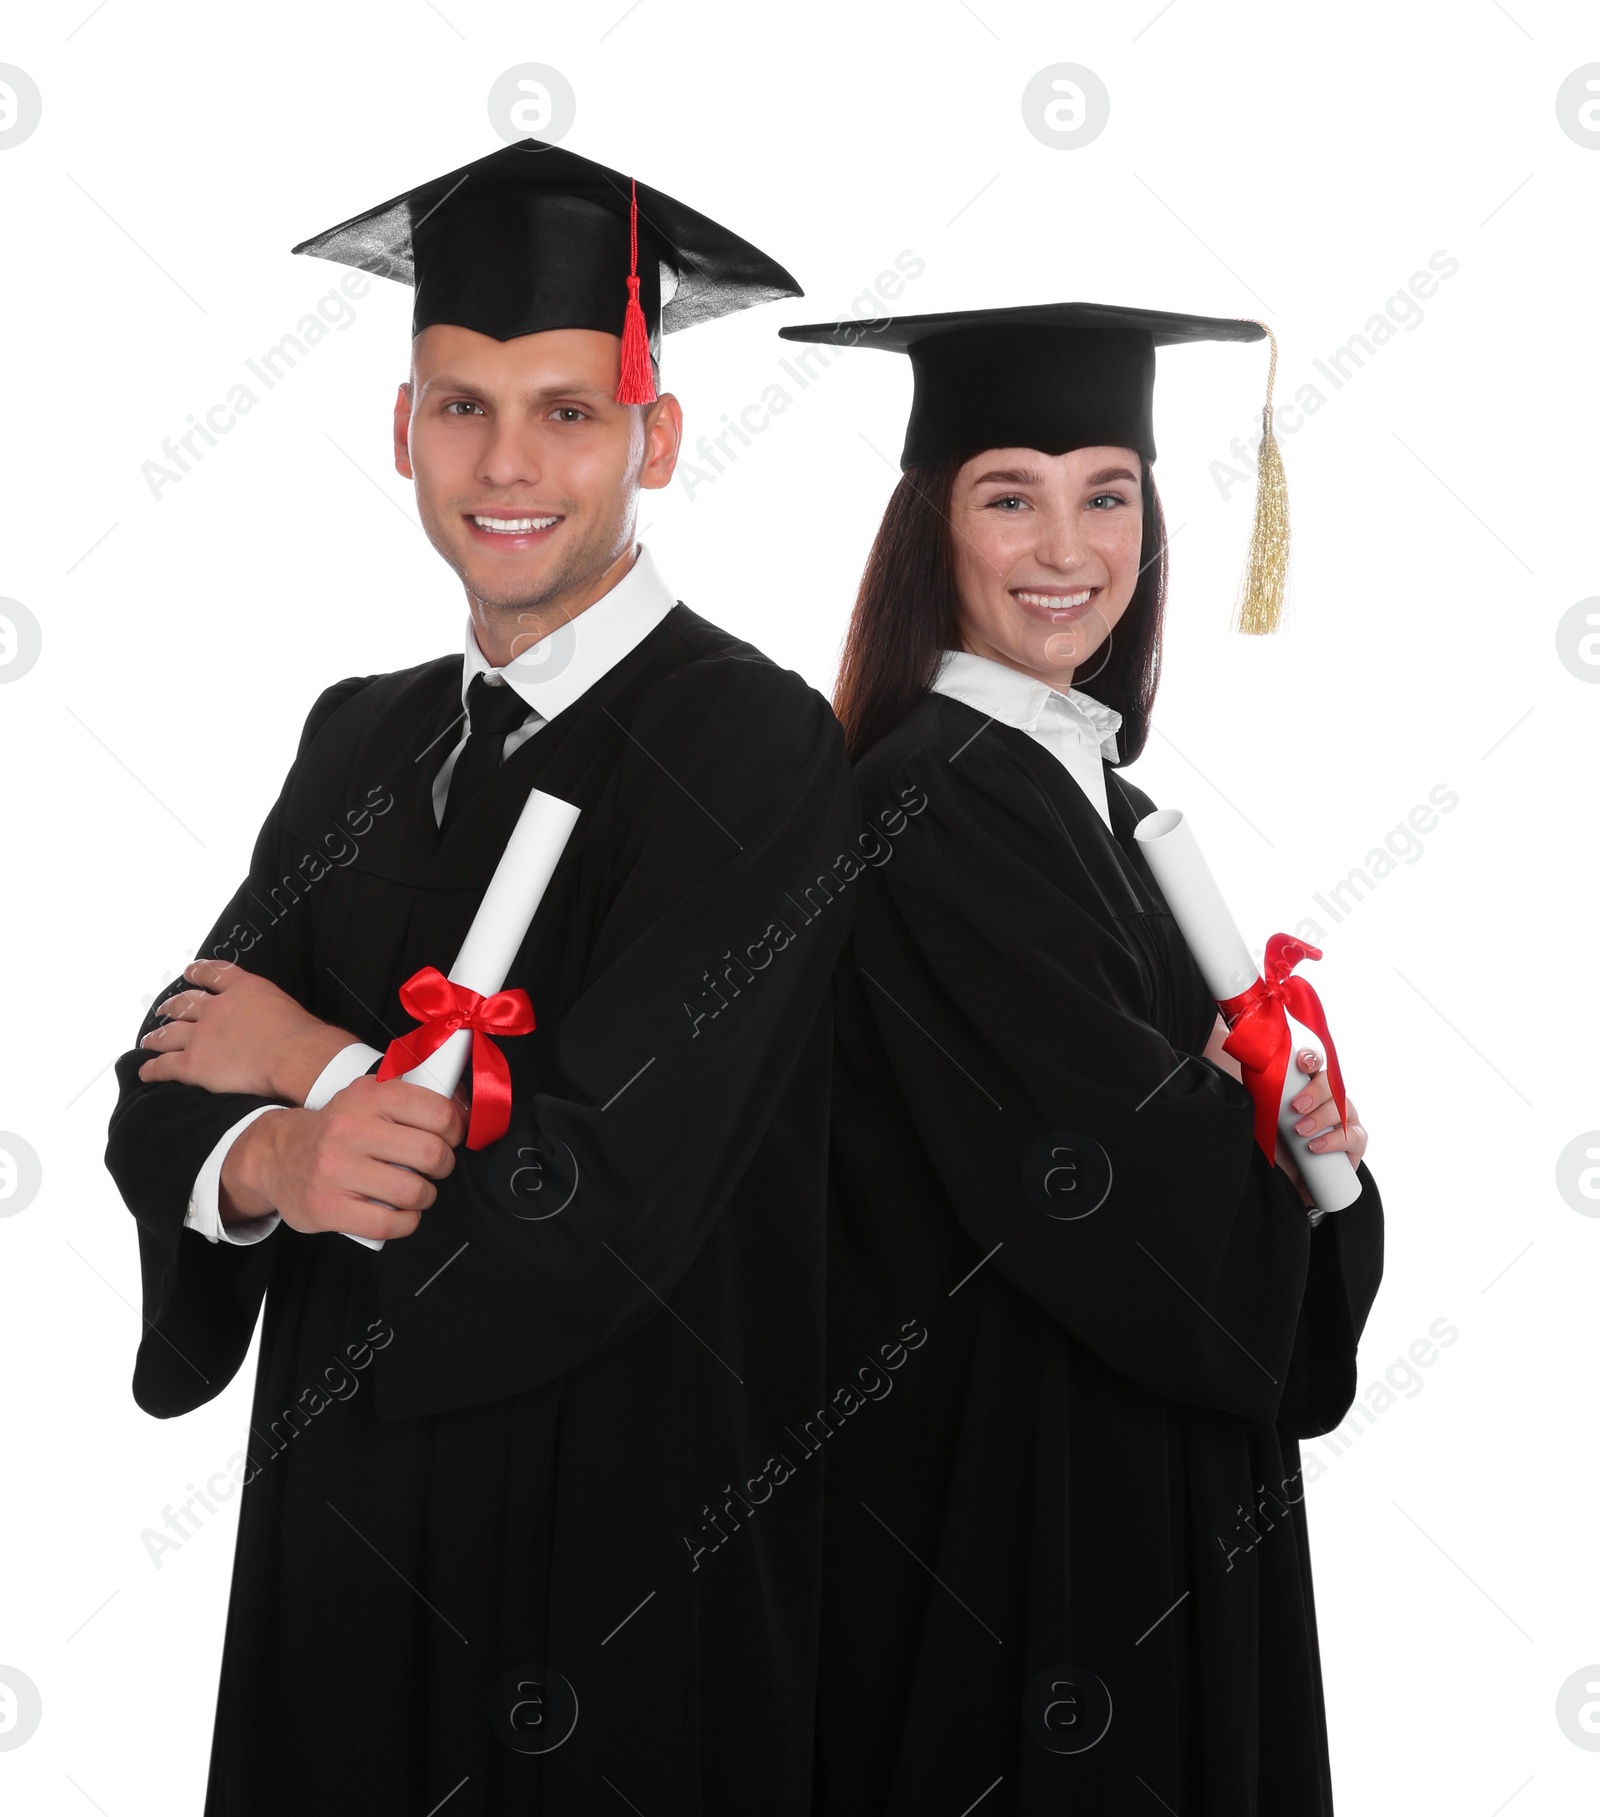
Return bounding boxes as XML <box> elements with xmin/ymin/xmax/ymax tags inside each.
<box><xmin>473</xmin><ymin>515</ymin><xmax>558</xmax><ymax>532</ymax></box>
<box><xmin>1015</xmin><ymin>588</ymin><xmax>1094</xmax><ymax>609</ymax></box>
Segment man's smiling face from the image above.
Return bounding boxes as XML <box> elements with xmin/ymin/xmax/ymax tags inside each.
<box><xmin>395</xmin><ymin>323</ymin><xmax>680</xmax><ymax>623</ymax></box>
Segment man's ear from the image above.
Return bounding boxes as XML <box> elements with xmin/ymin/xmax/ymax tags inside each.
<box><xmin>393</xmin><ymin>381</ymin><xmax>414</xmax><ymax>479</ymax></box>
<box><xmin>638</xmin><ymin>392</ymin><xmax>683</xmax><ymax>492</ymax></box>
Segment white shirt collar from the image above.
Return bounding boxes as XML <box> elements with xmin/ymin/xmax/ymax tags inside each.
<box><xmin>930</xmin><ymin>649</ymin><xmax>1123</xmax><ymax>761</ymax></box>
<box><xmin>460</xmin><ymin>543</ymin><xmax>677</xmax><ymax>720</ymax></box>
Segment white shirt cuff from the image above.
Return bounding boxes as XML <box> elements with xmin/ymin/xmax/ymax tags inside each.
<box><xmin>184</xmin><ymin>1106</ymin><xmax>281</xmax><ymax>1246</ymax></box>
<box><xmin>304</xmin><ymin>1042</ymin><xmax>386</xmax><ymax>1110</ymax></box>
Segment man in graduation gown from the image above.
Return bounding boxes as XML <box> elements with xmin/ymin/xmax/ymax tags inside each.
<box><xmin>105</xmin><ymin>141</ymin><xmax>859</xmax><ymax>1815</ymax></box>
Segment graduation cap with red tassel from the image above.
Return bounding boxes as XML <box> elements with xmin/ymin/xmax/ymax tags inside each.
<box><xmin>292</xmin><ymin>139</ymin><xmax>802</xmax><ymax>404</ymax></box>
<box><xmin>614</xmin><ymin>178</ymin><xmax>657</xmax><ymax>405</ymax></box>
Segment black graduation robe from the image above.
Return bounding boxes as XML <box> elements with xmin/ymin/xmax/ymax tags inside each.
<box><xmin>104</xmin><ymin>604</ymin><xmax>861</xmax><ymax>1816</ymax></box>
<box><xmin>812</xmin><ymin>692</ymin><xmax>1385</xmax><ymax>1815</ymax></box>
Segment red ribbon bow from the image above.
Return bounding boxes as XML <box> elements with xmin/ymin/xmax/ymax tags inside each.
<box><xmin>1218</xmin><ymin>933</ymin><xmax>1347</xmax><ymax>1166</ymax></box>
<box><xmin>375</xmin><ymin>965</ymin><xmax>535</xmax><ymax>1150</ymax></box>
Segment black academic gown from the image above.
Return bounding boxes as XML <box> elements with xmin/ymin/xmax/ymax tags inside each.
<box><xmin>812</xmin><ymin>693</ymin><xmax>1384</xmax><ymax>1816</ymax></box>
<box><xmin>104</xmin><ymin>605</ymin><xmax>861</xmax><ymax>1817</ymax></box>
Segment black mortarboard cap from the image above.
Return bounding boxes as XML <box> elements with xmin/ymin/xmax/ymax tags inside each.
<box><xmin>780</xmin><ymin>301</ymin><xmax>1264</xmax><ymax>467</ymax></box>
<box><xmin>779</xmin><ymin>301</ymin><xmax>1289</xmax><ymax>633</ymax></box>
<box><xmin>293</xmin><ymin>139</ymin><xmax>802</xmax><ymax>403</ymax></box>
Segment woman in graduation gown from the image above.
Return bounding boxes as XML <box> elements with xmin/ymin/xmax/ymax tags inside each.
<box><xmin>781</xmin><ymin>305</ymin><xmax>1386</xmax><ymax>1814</ymax></box>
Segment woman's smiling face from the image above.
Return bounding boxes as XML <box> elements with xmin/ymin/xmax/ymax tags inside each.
<box><xmin>948</xmin><ymin>444</ymin><xmax>1146</xmax><ymax>688</ymax></box>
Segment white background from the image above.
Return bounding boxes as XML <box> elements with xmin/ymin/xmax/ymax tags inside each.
<box><xmin>1</xmin><ymin>1</ymin><xmax>1596</xmax><ymax>1810</ymax></box>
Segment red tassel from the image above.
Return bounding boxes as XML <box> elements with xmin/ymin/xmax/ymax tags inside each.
<box><xmin>615</xmin><ymin>178</ymin><xmax>656</xmax><ymax>405</ymax></box>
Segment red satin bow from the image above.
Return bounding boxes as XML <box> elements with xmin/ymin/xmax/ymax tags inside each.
<box><xmin>375</xmin><ymin>965</ymin><xmax>535</xmax><ymax>1150</ymax></box>
<box><xmin>1218</xmin><ymin>933</ymin><xmax>1347</xmax><ymax>1166</ymax></box>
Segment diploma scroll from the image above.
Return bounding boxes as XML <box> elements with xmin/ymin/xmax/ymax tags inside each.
<box><xmin>1132</xmin><ymin>807</ymin><xmax>1361</xmax><ymax>1219</ymax></box>
<box><xmin>343</xmin><ymin>787</ymin><xmax>584</xmax><ymax>1250</ymax></box>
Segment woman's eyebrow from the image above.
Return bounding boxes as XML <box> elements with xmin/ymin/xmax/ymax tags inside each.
<box><xmin>1084</xmin><ymin>465</ymin><xmax>1140</xmax><ymax>485</ymax></box>
<box><xmin>971</xmin><ymin>467</ymin><xmax>1044</xmax><ymax>486</ymax></box>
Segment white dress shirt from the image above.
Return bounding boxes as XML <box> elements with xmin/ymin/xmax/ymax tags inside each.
<box><xmin>183</xmin><ymin>545</ymin><xmax>678</xmax><ymax>1246</ymax></box>
<box><xmin>929</xmin><ymin>648</ymin><xmax>1124</xmax><ymax>829</ymax></box>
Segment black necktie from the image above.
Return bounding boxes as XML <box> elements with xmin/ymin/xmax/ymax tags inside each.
<box><xmin>440</xmin><ymin>674</ymin><xmax>534</xmax><ymax>832</ymax></box>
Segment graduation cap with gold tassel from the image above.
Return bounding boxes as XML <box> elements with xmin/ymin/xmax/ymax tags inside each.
<box><xmin>1232</xmin><ymin>318</ymin><xmax>1289</xmax><ymax>635</ymax></box>
<box><xmin>778</xmin><ymin>299</ymin><xmax>1289</xmax><ymax>633</ymax></box>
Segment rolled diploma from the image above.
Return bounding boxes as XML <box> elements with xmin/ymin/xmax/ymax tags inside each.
<box><xmin>343</xmin><ymin>786</ymin><xmax>584</xmax><ymax>1250</ymax></box>
<box><xmin>1132</xmin><ymin>807</ymin><xmax>1361</xmax><ymax>1217</ymax></box>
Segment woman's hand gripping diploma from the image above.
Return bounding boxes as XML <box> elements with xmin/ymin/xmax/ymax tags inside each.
<box><xmin>1201</xmin><ymin>1014</ymin><xmax>1368</xmax><ymax>1209</ymax></box>
<box><xmin>137</xmin><ymin>960</ymin><xmax>467</xmax><ymax>1241</ymax></box>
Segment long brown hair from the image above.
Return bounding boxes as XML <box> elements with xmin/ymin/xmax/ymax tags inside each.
<box><xmin>832</xmin><ymin>454</ymin><xmax>1168</xmax><ymax>763</ymax></box>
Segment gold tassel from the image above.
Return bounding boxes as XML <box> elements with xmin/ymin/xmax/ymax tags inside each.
<box><xmin>1232</xmin><ymin>320</ymin><xmax>1290</xmax><ymax>635</ymax></box>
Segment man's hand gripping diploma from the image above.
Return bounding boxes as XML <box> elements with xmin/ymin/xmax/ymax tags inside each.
<box><xmin>138</xmin><ymin>960</ymin><xmax>466</xmax><ymax>1239</ymax></box>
